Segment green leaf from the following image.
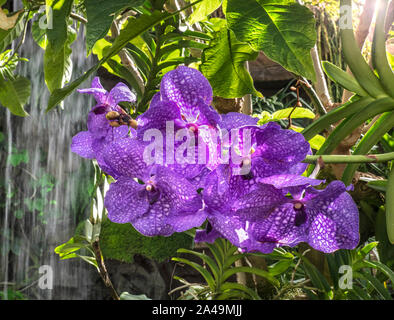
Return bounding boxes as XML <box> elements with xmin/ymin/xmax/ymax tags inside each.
<box><xmin>32</xmin><ymin>16</ymin><xmax>48</xmax><ymax>49</ymax></box>
<box><xmin>188</xmin><ymin>0</ymin><xmax>222</xmax><ymax>25</ymax></box>
<box><xmin>172</xmin><ymin>256</ymin><xmax>216</xmax><ymax>291</ymax></box>
<box><xmin>365</xmin><ymin>179</ymin><xmax>387</xmax><ymax>193</ymax></box>
<box><xmin>120</xmin><ymin>292</ymin><xmax>151</xmax><ymax>300</ymax></box>
<box><xmin>84</xmin><ymin>0</ymin><xmax>145</xmax><ymax>53</ymax></box>
<box><xmin>298</xmin><ymin>254</ymin><xmax>331</xmax><ymax>292</ymax></box>
<box><xmin>45</xmin><ymin>0</ymin><xmax>73</xmax><ymax>53</ymax></box>
<box><xmin>46</xmin><ymin>10</ymin><xmax>170</xmax><ymax>111</ymax></box>
<box><xmin>0</xmin><ymin>12</ymin><xmax>26</xmax><ymax>52</ymax></box>
<box><xmin>8</xmin><ymin>148</ymin><xmax>29</xmax><ymax>166</ymax></box>
<box><xmin>0</xmin><ymin>76</ymin><xmax>30</xmax><ymax>117</ymax></box>
<box><xmin>341</xmin><ymin>111</ymin><xmax>394</xmax><ymax>185</ymax></box>
<box><xmin>322</xmin><ymin>61</ymin><xmax>368</xmax><ymax>97</ymax></box>
<box><xmin>272</xmin><ymin>107</ymin><xmax>315</xmax><ymax>120</ymax></box>
<box><xmin>106</xmin><ymin>59</ymin><xmax>143</xmax><ymax>98</ymax></box>
<box><xmin>268</xmin><ymin>260</ymin><xmax>292</xmax><ymax>276</ymax></box>
<box><xmin>177</xmin><ymin>248</ymin><xmax>220</xmax><ymax>283</ymax></box>
<box><xmin>221</xmin><ymin>266</ymin><xmax>280</xmax><ymax>287</ymax></box>
<box><xmin>200</xmin><ymin>27</ymin><xmax>261</xmax><ymax>98</ymax></box>
<box><xmin>355</xmin><ymin>271</ymin><xmax>392</xmax><ymax>300</ymax></box>
<box><xmin>359</xmin><ymin>241</ymin><xmax>379</xmax><ymax>258</ymax></box>
<box><xmin>54</xmin><ymin>237</ymin><xmax>89</xmax><ymax>258</ymax></box>
<box><xmin>219</xmin><ymin>282</ymin><xmax>260</xmax><ymax>300</ymax></box>
<box><xmin>44</xmin><ymin>28</ymin><xmax>75</xmax><ymax>92</ymax></box>
<box><xmin>226</xmin><ymin>0</ymin><xmax>316</xmax><ymax>81</ymax></box>
<box><xmin>44</xmin><ymin>0</ymin><xmax>74</xmax><ymax>93</ymax></box>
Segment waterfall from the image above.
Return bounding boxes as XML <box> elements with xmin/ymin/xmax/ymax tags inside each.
<box><xmin>1</xmin><ymin>1</ymin><xmax>97</xmax><ymax>299</ymax></box>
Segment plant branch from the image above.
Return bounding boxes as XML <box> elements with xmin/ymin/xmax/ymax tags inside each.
<box><xmin>92</xmin><ymin>239</ymin><xmax>120</xmax><ymax>300</ymax></box>
<box><xmin>110</xmin><ymin>20</ymin><xmax>145</xmax><ymax>97</ymax></box>
<box><xmin>303</xmin><ymin>152</ymin><xmax>394</xmax><ymax>164</ymax></box>
<box><xmin>310</xmin><ymin>45</ymin><xmax>333</xmax><ymax>111</ymax></box>
<box><xmin>70</xmin><ymin>12</ymin><xmax>87</xmax><ymax>24</ymax></box>
<box><xmin>341</xmin><ymin>0</ymin><xmax>376</xmax><ymax>103</ymax></box>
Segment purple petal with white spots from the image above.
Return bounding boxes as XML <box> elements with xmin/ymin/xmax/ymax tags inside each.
<box><xmin>70</xmin><ymin>131</ymin><xmax>95</xmax><ymax>159</ymax></box>
<box><xmin>106</xmin><ymin>82</ymin><xmax>136</xmax><ymax>106</ymax></box>
<box><xmin>249</xmin><ymin>202</ymin><xmax>308</xmax><ymax>250</ymax></box>
<box><xmin>77</xmin><ymin>77</ymin><xmax>107</xmax><ymax>104</ymax></box>
<box><xmin>103</xmin><ymin>137</ymin><xmax>149</xmax><ymax>180</ymax></box>
<box><xmin>160</xmin><ymin>66</ymin><xmax>213</xmax><ymax>121</ymax></box>
<box><xmin>253</xmin><ymin>122</ymin><xmax>310</xmax><ymax>166</ymax></box>
<box><xmin>219</xmin><ymin>112</ymin><xmax>258</xmax><ymax>132</ymax></box>
<box><xmin>136</xmin><ymin>97</ymin><xmax>182</xmax><ymax>139</ymax></box>
<box><xmin>104</xmin><ymin>177</ymin><xmax>150</xmax><ymax>223</ymax></box>
<box><xmin>304</xmin><ymin>181</ymin><xmax>359</xmax><ymax>252</ymax></box>
<box><xmin>256</xmin><ymin>174</ymin><xmax>323</xmax><ymax>189</ymax></box>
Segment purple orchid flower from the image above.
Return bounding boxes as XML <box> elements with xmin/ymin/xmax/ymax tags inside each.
<box><xmin>102</xmin><ymin>137</ymin><xmax>206</xmax><ymax>236</ymax></box>
<box><xmin>71</xmin><ymin>77</ymin><xmax>136</xmax><ymax>177</ymax></box>
<box><xmin>136</xmin><ymin>66</ymin><xmax>221</xmax><ymax>170</ymax></box>
<box><xmin>209</xmin><ymin>121</ymin><xmax>311</xmax><ymax>197</ymax></box>
<box><xmin>196</xmin><ymin>174</ymin><xmax>359</xmax><ymax>253</ymax></box>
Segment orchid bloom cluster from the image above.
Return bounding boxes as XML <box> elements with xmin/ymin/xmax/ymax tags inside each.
<box><xmin>71</xmin><ymin>66</ymin><xmax>360</xmax><ymax>254</ymax></box>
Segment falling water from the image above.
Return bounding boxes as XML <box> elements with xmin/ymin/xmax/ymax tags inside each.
<box><xmin>0</xmin><ymin>1</ymin><xmax>97</xmax><ymax>299</ymax></box>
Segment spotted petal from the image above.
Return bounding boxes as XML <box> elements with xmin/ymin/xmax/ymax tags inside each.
<box><xmin>160</xmin><ymin>66</ymin><xmax>213</xmax><ymax>121</ymax></box>
<box><xmin>304</xmin><ymin>181</ymin><xmax>359</xmax><ymax>253</ymax></box>
<box><xmin>77</xmin><ymin>77</ymin><xmax>107</xmax><ymax>104</ymax></box>
<box><xmin>103</xmin><ymin>137</ymin><xmax>149</xmax><ymax>180</ymax></box>
<box><xmin>104</xmin><ymin>177</ymin><xmax>150</xmax><ymax>224</ymax></box>
<box><xmin>219</xmin><ymin>112</ymin><xmax>258</xmax><ymax>132</ymax></box>
<box><xmin>70</xmin><ymin>131</ymin><xmax>95</xmax><ymax>159</ymax></box>
<box><xmin>106</xmin><ymin>82</ymin><xmax>136</xmax><ymax>106</ymax></box>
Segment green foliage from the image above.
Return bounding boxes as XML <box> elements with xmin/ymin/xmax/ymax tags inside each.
<box><xmin>0</xmin><ymin>76</ymin><xmax>30</xmax><ymax>117</ymax></box>
<box><xmin>84</xmin><ymin>0</ymin><xmax>145</xmax><ymax>53</ymax></box>
<box><xmin>226</xmin><ymin>0</ymin><xmax>317</xmax><ymax>81</ymax></box>
<box><xmin>0</xmin><ymin>11</ymin><xmax>26</xmax><ymax>52</ymax></box>
<box><xmin>120</xmin><ymin>292</ymin><xmax>151</xmax><ymax>300</ymax></box>
<box><xmin>0</xmin><ymin>289</ymin><xmax>26</xmax><ymax>300</ymax></box>
<box><xmin>188</xmin><ymin>0</ymin><xmax>223</xmax><ymax>25</ymax></box>
<box><xmin>98</xmin><ymin>218</ymin><xmax>193</xmax><ymax>263</ymax></box>
<box><xmin>200</xmin><ymin>22</ymin><xmax>261</xmax><ymax>99</ymax></box>
<box><xmin>172</xmin><ymin>238</ymin><xmax>280</xmax><ymax>300</ymax></box>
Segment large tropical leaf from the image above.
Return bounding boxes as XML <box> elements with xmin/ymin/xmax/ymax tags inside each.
<box><xmin>226</xmin><ymin>0</ymin><xmax>316</xmax><ymax>81</ymax></box>
<box><xmin>200</xmin><ymin>26</ymin><xmax>261</xmax><ymax>98</ymax></box>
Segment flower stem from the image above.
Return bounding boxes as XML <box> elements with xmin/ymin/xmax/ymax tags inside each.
<box><xmin>303</xmin><ymin>152</ymin><xmax>394</xmax><ymax>164</ymax></box>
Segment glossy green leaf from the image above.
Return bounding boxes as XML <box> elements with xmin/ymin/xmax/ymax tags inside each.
<box><xmin>44</xmin><ymin>28</ymin><xmax>75</xmax><ymax>93</ymax></box>
<box><xmin>272</xmin><ymin>107</ymin><xmax>315</xmax><ymax>120</ymax></box>
<box><xmin>84</xmin><ymin>0</ymin><xmax>145</xmax><ymax>53</ymax></box>
<box><xmin>45</xmin><ymin>0</ymin><xmax>73</xmax><ymax>53</ymax></box>
<box><xmin>120</xmin><ymin>292</ymin><xmax>151</xmax><ymax>300</ymax></box>
<box><xmin>200</xmin><ymin>27</ymin><xmax>260</xmax><ymax>98</ymax></box>
<box><xmin>188</xmin><ymin>0</ymin><xmax>222</xmax><ymax>25</ymax></box>
<box><xmin>0</xmin><ymin>76</ymin><xmax>30</xmax><ymax>117</ymax></box>
<box><xmin>172</xmin><ymin>256</ymin><xmax>216</xmax><ymax>291</ymax></box>
<box><xmin>221</xmin><ymin>266</ymin><xmax>280</xmax><ymax>287</ymax></box>
<box><xmin>46</xmin><ymin>10</ymin><xmax>170</xmax><ymax>111</ymax></box>
<box><xmin>220</xmin><ymin>282</ymin><xmax>260</xmax><ymax>300</ymax></box>
<box><xmin>226</xmin><ymin>0</ymin><xmax>316</xmax><ymax>81</ymax></box>
<box><xmin>386</xmin><ymin>166</ymin><xmax>394</xmax><ymax>244</ymax></box>
<box><xmin>0</xmin><ymin>11</ymin><xmax>26</xmax><ymax>52</ymax></box>
<box><xmin>177</xmin><ymin>248</ymin><xmax>220</xmax><ymax>283</ymax></box>
<box><xmin>322</xmin><ymin>61</ymin><xmax>368</xmax><ymax>97</ymax></box>
<box><xmin>342</xmin><ymin>111</ymin><xmax>394</xmax><ymax>185</ymax></box>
